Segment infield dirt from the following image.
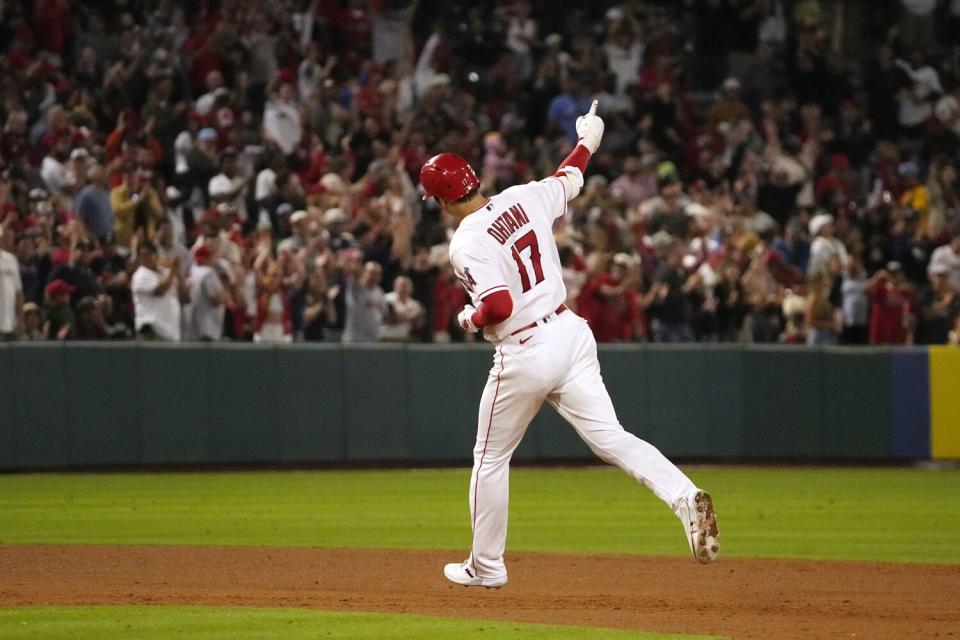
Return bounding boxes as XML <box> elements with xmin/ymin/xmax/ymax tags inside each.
<box><xmin>1</xmin><ymin>545</ymin><xmax>957</xmax><ymax>639</ymax></box>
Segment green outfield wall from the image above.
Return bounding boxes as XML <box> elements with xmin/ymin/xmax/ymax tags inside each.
<box><xmin>0</xmin><ymin>342</ymin><xmax>956</xmax><ymax>469</ymax></box>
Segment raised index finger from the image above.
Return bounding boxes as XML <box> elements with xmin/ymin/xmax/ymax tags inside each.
<box><xmin>588</xmin><ymin>100</ymin><xmax>598</xmax><ymax>116</ymax></box>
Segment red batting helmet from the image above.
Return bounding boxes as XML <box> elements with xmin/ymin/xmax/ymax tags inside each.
<box><xmin>420</xmin><ymin>153</ymin><xmax>479</xmax><ymax>202</ymax></box>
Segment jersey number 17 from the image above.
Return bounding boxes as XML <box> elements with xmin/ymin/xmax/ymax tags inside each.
<box><xmin>511</xmin><ymin>230</ymin><xmax>544</xmax><ymax>293</ymax></box>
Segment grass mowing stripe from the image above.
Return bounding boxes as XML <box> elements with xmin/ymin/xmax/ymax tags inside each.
<box><xmin>0</xmin><ymin>467</ymin><xmax>957</xmax><ymax>563</ymax></box>
<box><xmin>0</xmin><ymin>606</ymin><xmax>724</xmax><ymax>640</ymax></box>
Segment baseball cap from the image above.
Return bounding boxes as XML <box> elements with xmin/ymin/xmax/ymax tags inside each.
<box><xmin>28</xmin><ymin>188</ymin><xmax>49</xmax><ymax>201</ymax></box>
<box><xmin>929</xmin><ymin>262</ymin><xmax>950</xmax><ymax>275</ymax></box>
<box><xmin>324</xmin><ymin>208</ymin><xmax>347</xmax><ymax>225</ymax></box>
<box><xmin>290</xmin><ymin>210</ymin><xmax>308</xmax><ymax>224</ymax></box>
<box><xmin>605</xmin><ymin>7</ymin><xmax>625</xmax><ymax>20</ymax></box>
<box><xmin>197</xmin><ymin>128</ymin><xmax>218</xmax><ymax>143</ymax></box>
<box><xmin>808</xmin><ymin>213</ymin><xmax>833</xmax><ymax>237</ymax></box>
<box><xmin>612</xmin><ymin>253</ymin><xmax>634</xmax><ymax>268</ymax></box>
<box><xmin>70</xmin><ymin>147</ymin><xmax>90</xmax><ymax>161</ymax></box>
<box><xmin>898</xmin><ymin>161</ymin><xmax>920</xmax><ymax>177</ymax></box>
<box><xmin>194</xmin><ymin>244</ymin><xmax>213</xmax><ymax>261</ymax></box>
<box><xmin>45</xmin><ymin>279</ymin><xmax>75</xmax><ymax>297</ymax></box>
<box><xmin>22</xmin><ymin>302</ymin><xmax>40</xmax><ymax>314</ymax></box>
<box><xmin>426</xmin><ymin>74</ymin><xmax>451</xmax><ymax>93</ymax></box>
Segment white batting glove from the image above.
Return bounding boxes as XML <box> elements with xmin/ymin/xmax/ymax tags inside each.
<box><xmin>575</xmin><ymin>100</ymin><xmax>604</xmax><ymax>154</ymax></box>
<box><xmin>457</xmin><ymin>305</ymin><xmax>479</xmax><ymax>333</ymax></box>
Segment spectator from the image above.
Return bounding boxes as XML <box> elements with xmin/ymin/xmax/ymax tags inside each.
<box><xmin>432</xmin><ymin>261</ymin><xmax>468</xmax><ymax>342</ymax></box>
<box><xmin>927</xmin><ymin>231</ymin><xmax>960</xmax><ymax>293</ymax></box>
<box><xmin>40</xmin><ymin>137</ymin><xmax>72</xmax><ymax>200</ymax></box>
<box><xmin>0</xmin><ymin>227</ymin><xmax>23</xmax><ymax>341</ymax></box>
<box><xmin>14</xmin><ymin>232</ymin><xmax>51</xmax><ymax>305</ymax></box>
<box><xmin>186</xmin><ymin>128</ymin><xmax>221</xmax><ymax>199</ymax></box>
<box><xmin>741</xmin><ymin>249</ymin><xmax>783</xmax><ymax>343</ymax></box>
<box><xmin>47</xmin><ymin>237</ymin><xmax>101</xmax><ymax>307</ymax></box>
<box><xmin>209</xmin><ymin>148</ymin><xmax>249</xmax><ymax>223</ymax></box>
<box><xmin>579</xmin><ymin>253</ymin><xmax>642</xmax><ymax>342</ymax></box>
<box><xmin>896</xmin><ymin>51</ymin><xmax>942</xmax><ymax>137</ymax></box>
<box><xmin>155</xmin><ymin>218</ymin><xmax>191</xmax><ymax>277</ymax></box>
<box><xmin>164</xmin><ymin>187</ymin><xmax>193</xmax><ymax>249</ymax></box>
<box><xmin>713</xmin><ymin>260</ymin><xmax>747</xmax><ymax>342</ymax></box>
<box><xmin>807</xmin><ymin>213</ymin><xmax>848</xmax><ymax>278</ymax></box>
<box><xmin>187</xmin><ymin>245</ymin><xmax>228</xmax><ymax>341</ymax></box>
<box><xmin>254</xmin><ymin>261</ymin><xmax>293</xmax><ymax>343</ymax></box>
<box><xmin>43</xmin><ymin>279</ymin><xmax>75</xmax><ymax>340</ymax></box>
<box><xmin>926</xmin><ymin>161</ymin><xmax>959</xmax><ymax>240</ymax></box>
<box><xmin>380</xmin><ymin>275</ymin><xmax>424</xmax><ymax>342</ymax></box>
<box><xmin>75</xmin><ymin>164</ymin><xmax>113</xmax><ymax>241</ymax></box>
<box><xmin>708</xmin><ymin>78</ymin><xmax>750</xmax><ymax>129</ymax></box>
<box><xmin>610</xmin><ymin>156</ymin><xmax>658</xmax><ymax>209</ymax></box>
<box><xmin>639</xmin><ymin>173</ymin><xmax>690</xmax><ymax>238</ymax></box>
<box><xmin>781</xmin><ymin>288</ymin><xmax>806</xmax><ymax>344</ymax></box>
<box><xmin>805</xmin><ymin>273</ymin><xmax>839</xmax><ymax>345</ymax></box>
<box><xmin>90</xmin><ymin>232</ymin><xmax>131</xmax><ymax>325</ymax></box>
<box><xmin>917</xmin><ymin>262</ymin><xmax>960</xmax><ymax>344</ymax></box>
<box><xmin>324</xmin><ymin>208</ymin><xmax>355</xmax><ymax>252</ymax></box>
<box><xmin>772</xmin><ymin>221</ymin><xmax>810</xmax><ymax>274</ymax></box>
<box><xmin>603</xmin><ymin>9</ymin><xmax>643</xmax><ymax>95</ymax></box>
<box><xmin>840</xmin><ymin>257</ymin><xmax>870</xmax><ymax>344</ymax></box>
<box><xmin>866</xmin><ymin>262</ymin><xmax>916</xmax><ymax>345</ymax></box>
<box><xmin>301</xmin><ymin>268</ymin><xmax>334</xmax><ymax>342</ymax></box>
<box><xmin>646</xmin><ymin>244</ymin><xmax>694</xmax><ymax>342</ymax></box>
<box><xmin>343</xmin><ymin>260</ymin><xmax>386</xmax><ymax>343</ymax></box>
<box><xmin>371</xmin><ymin>0</ymin><xmax>417</xmax><ymax>65</ymax></box>
<box><xmin>64</xmin><ymin>148</ymin><xmax>93</xmax><ymax>198</ymax></box>
<box><xmin>110</xmin><ymin>166</ymin><xmax>164</xmax><ymax>247</ymax></box>
<box><xmin>548</xmin><ymin>78</ymin><xmax>591</xmax><ymax>146</ymax></box>
<box><xmin>131</xmin><ymin>242</ymin><xmax>183</xmax><ymax>341</ymax></box>
<box><xmin>74</xmin><ymin>296</ymin><xmax>107</xmax><ymax>340</ymax></box>
<box><xmin>19</xmin><ymin>302</ymin><xmax>46</xmax><ymax>341</ymax></box>
<box><xmin>263</xmin><ymin>83</ymin><xmax>302</xmax><ymax>156</ymax></box>
<box><xmin>322</xmin><ymin>254</ymin><xmax>348</xmax><ymax>343</ymax></box>
<box><xmin>898</xmin><ymin>162</ymin><xmax>931</xmax><ymax>235</ymax></box>
<box><xmin>278</xmin><ymin>210</ymin><xmax>310</xmax><ymax>254</ymax></box>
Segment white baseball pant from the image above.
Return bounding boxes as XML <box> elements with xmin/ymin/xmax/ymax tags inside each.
<box><xmin>467</xmin><ymin>310</ymin><xmax>697</xmax><ymax>581</ymax></box>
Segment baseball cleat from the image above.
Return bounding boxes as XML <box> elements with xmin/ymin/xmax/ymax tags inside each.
<box><xmin>443</xmin><ymin>561</ymin><xmax>507</xmax><ymax>588</ymax></box>
<box><xmin>675</xmin><ymin>489</ymin><xmax>720</xmax><ymax>564</ymax></box>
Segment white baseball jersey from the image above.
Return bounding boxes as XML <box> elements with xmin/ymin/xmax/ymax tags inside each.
<box><xmin>445</xmin><ymin>169</ymin><xmax>702</xmax><ymax>584</ymax></box>
<box><xmin>448</xmin><ymin>176</ymin><xmax>568</xmax><ymax>342</ymax></box>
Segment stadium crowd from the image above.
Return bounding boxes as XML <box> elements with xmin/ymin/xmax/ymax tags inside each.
<box><xmin>1</xmin><ymin>0</ymin><xmax>960</xmax><ymax>345</ymax></box>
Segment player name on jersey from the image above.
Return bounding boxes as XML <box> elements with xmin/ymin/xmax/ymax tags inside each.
<box><xmin>485</xmin><ymin>203</ymin><xmax>531</xmax><ymax>245</ymax></box>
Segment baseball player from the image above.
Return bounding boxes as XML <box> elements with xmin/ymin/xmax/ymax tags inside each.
<box><xmin>420</xmin><ymin>101</ymin><xmax>719</xmax><ymax>588</ymax></box>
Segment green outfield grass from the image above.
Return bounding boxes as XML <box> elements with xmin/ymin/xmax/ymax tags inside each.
<box><xmin>0</xmin><ymin>466</ymin><xmax>957</xmax><ymax>563</ymax></box>
<box><xmin>0</xmin><ymin>607</ymin><xmax>721</xmax><ymax>640</ymax></box>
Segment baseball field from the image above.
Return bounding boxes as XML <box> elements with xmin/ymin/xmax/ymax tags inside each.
<box><xmin>1</xmin><ymin>466</ymin><xmax>958</xmax><ymax>639</ymax></box>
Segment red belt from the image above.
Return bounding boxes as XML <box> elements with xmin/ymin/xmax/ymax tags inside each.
<box><xmin>510</xmin><ymin>304</ymin><xmax>568</xmax><ymax>336</ymax></box>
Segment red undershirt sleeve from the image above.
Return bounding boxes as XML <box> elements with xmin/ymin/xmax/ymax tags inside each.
<box><xmin>471</xmin><ymin>289</ymin><xmax>513</xmax><ymax>327</ymax></box>
<box><xmin>554</xmin><ymin>143</ymin><xmax>591</xmax><ymax>175</ymax></box>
